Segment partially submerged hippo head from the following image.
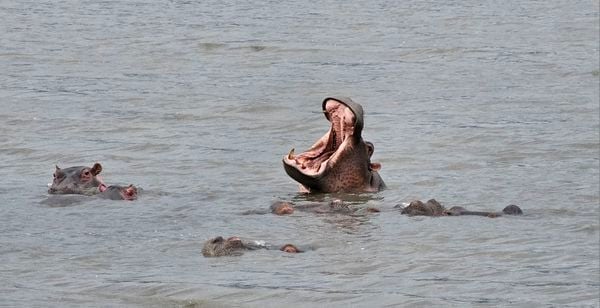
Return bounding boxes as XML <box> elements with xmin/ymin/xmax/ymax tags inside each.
<box><xmin>99</xmin><ymin>184</ymin><xmax>138</xmax><ymax>201</ymax></box>
<box><xmin>202</xmin><ymin>236</ymin><xmax>302</xmax><ymax>257</ymax></box>
<box><xmin>401</xmin><ymin>199</ymin><xmax>447</xmax><ymax>216</ymax></box>
<box><xmin>399</xmin><ymin>199</ymin><xmax>523</xmax><ymax>218</ymax></box>
<box><xmin>502</xmin><ymin>204</ymin><xmax>523</xmax><ymax>215</ymax></box>
<box><xmin>202</xmin><ymin>236</ymin><xmax>246</xmax><ymax>257</ymax></box>
<box><xmin>271</xmin><ymin>201</ymin><xmax>295</xmax><ymax>215</ymax></box>
<box><xmin>48</xmin><ymin>163</ymin><xmax>103</xmax><ymax>195</ymax></box>
<box><xmin>283</xmin><ymin>97</ymin><xmax>385</xmax><ymax>193</ymax></box>
<box><xmin>280</xmin><ymin>244</ymin><xmax>302</xmax><ymax>253</ymax></box>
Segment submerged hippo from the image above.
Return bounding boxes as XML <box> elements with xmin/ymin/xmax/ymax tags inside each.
<box><xmin>399</xmin><ymin>199</ymin><xmax>523</xmax><ymax>218</ymax></box>
<box><xmin>269</xmin><ymin>200</ymin><xmax>380</xmax><ymax>215</ymax></box>
<box><xmin>283</xmin><ymin>96</ymin><xmax>385</xmax><ymax>193</ymax></box>
<box><xmin>48</xmin><ymin>163</ymin><xmax>138</xmax><ymax>201</ymax></box>
<box><xmin>270</xmin><ymin>201</ymin><xmax>295</xmax><ymax>215</ymax></box>
<box><xmin>202</xmin><ymin>236</ymin><xmax>302</xmax><ymax>257</ymax></box>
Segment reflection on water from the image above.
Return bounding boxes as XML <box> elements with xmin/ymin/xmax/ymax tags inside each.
<box><xmin>0</xmin><ymin>0</ymin><xmax>598</xmax><ymax>306</ymax></box>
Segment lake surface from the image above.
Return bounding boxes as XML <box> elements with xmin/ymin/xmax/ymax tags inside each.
<box><xmin>1</xmin><ymin>0</ymin><xmax>598</xmax><ymax>306</ymax></box>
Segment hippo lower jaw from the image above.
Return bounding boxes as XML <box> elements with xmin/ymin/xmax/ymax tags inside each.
<box><xmin>282</xmin><ymin>143</ymin><xmax>381</xmax><ymax>193</ymax></box>
<box><xmin>282</xmin><ymin>135</ymin><xmax>354</xmax><ymax>187</ymax></box>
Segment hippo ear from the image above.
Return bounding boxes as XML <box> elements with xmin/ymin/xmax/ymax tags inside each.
<box><xmin>90</xmin><ymin>163</ymin><xmax>102</xmax><ymax>176</ymax></box>
<box><xmin>365</xmin><ymin>141</ymin><xmax>375</xmax><ymax>157</ymax></box>
<box><xmin>369</xmin><ymin>162</ymin><xmax>381</xmax><ymax>171</ymax></box>
<box><xmin>55</xmin><ymin>165</ymin><xmax>61</xmax><ymax>171</ymax></box>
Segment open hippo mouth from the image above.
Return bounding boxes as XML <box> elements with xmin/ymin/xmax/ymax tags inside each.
<box><xmin>283</xmin><ymin>96</ymin><xmax>381</xmax><ymax>193</ymax></box>
<box><xmin>284</xmin><ymin>97</ymin><xmax>363</xmax><ymax>175</ymax></box>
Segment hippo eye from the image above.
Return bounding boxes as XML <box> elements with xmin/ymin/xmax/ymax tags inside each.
<box><xmin>83</xmin><ymin>171</ymin><xmax>90</xmax><ymax>176</ymax></box>
<box><xmin>211</xmin><ymin>236</ymin><xmax>224</xmax><ymax>244</ymax></box>
<box><xmin>53</xmin><ymin>173</ymin><xmax>56</xmax><ymax>178</ymax></box>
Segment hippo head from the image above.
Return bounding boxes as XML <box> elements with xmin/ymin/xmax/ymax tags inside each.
<box><xmin>48</xmin><ymin>163</ymin><xmax>104</xmax><ymax>195</ymax></box>
<box><xmin>282</xmin><ymin>96</ymin><xmax>385</xmax><ymax>193</ymax></box>
<box><xmin>202</xmin><ymin>236</ymin><xmax>246</xmax><ymax>257</ymax></box>
<box><xmin>99</xmin><ymin>184</ymin><xmax>138</xmax><ymax>201</ymax></box>
<box><xmin>401</xmin><ymin>199</ymin><xmax>447</xmax><ymax>216</ymax></box>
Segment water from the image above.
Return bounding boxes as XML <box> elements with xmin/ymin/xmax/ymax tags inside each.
<box><xmin>1</xmin><ymin>0</ymin><xmax>598</xmax><ymax>306</ymax></box>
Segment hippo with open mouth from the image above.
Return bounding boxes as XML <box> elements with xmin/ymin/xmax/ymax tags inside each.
<box><xmin>283</xmin><ymin>96</ymin><xmax>385</xmax><ymax>193</ymax></box>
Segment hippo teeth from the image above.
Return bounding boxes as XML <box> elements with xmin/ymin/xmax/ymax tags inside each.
<box><xmin>288</xmin><ymin>148</ymin><xmax>295</xmax><ymax>160</ymax></box>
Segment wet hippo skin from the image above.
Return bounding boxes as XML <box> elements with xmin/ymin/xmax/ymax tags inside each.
<box><xmin>283</xmin><ymin>96</ymin><xmax>385</xmax><ymax>193</ymax></box>
<box><xmin>48</xmin><ymin>163</ymin><xmax>138</xmax><ymax>201</ymax></box>
<box><xmin>399</xmin><ymin>199</ymin><xmax>523</xmax><ymax>218</ymax></box>
<box><xmin>270</xmin><ymin>201</ymin><xmax>295</xmax><ymax>215</ymax></box>
<box><xmin>48</xmin><ymin>163</ymin><xmax>104</xmax><ymax>195</ymax></box>
<box><xmin>202</xmin><ymin>236</ymin><xmax>302</xmax><ymax>257</ymax></box>
<box><xmin>98</xmin><ymin>184</ymin><xmax>138</xmax><ymax>201</ymax></box>
<box><xmin>270</xmin><ymin>200</ymin><xmax>380</xmax><ymax>215</ymax></box>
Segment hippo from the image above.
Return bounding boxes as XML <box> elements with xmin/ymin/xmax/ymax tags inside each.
<box><xmin>48</xmin><ymin>163</ymin><xmax>104</xmax><ymax>195</ymax></box>
<box><xmin>48</xmin><ymin>163</ymin><xmax>138</xmax><ymax>200</ymax></box>
<box><xmin>269</xmin><ymin>200</ymin><xmax>380</xmax><ymax>215</ymax></box>
<box><xmin>238</xmin><ymin>201</ymin><xmax>296</xmax><ymax>215</ymax></box>
<box><xmin>283</xmin><ymin>96</ymin><xmax>385</xmax><ymax>193</ymax></box>
<box><xmin>270</xmin><ymin>201</ymin><xmax>295</xmax><ymax>215</ymax></box>
<box><xmin>98</xmin><ymin>184</ymin><xmax>138</xmax><ymax>201</ymax></box>
<box><xmin>201</xmin><ymin>236</ymin><xmax>302</xmax><ymax>257</ymax></box>
<box><xmin>398</xmin><ymin>199</ymin><xmax>523</xmax><ymax>218</ymax></box>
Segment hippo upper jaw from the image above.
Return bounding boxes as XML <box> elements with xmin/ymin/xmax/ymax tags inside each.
<box><xmin>282</xmin><ymin>97</ymin><xmax>385</xmax><ymax>193</ymax></box>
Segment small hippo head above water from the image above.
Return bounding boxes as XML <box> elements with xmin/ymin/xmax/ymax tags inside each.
<box><xmin>282</xmin><ymin>96</ymin><xmax>386</xmax><ymax>193</ymax></box>
<box><xmin>48</xmin><ymin>163</ymin><xmax>104</xmax><ymax>195</ymax></box>
<box><xmin>99</xmin><ymin>184</ymin><xmax>138</xmax><ymax>201</ymax></box>
<box><xmin>202</xmin><ymin>236</ymin><xmax>246</xmax><ymax>257</ymax></box>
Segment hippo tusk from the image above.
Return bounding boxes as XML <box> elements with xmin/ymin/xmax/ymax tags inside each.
<box><xmin>288</xmin><ymin>148</ymin><xmax>295</xmax><ymax>160</ymax></box>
